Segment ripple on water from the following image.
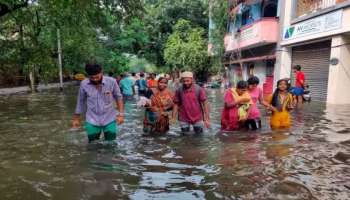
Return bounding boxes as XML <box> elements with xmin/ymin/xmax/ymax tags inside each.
<box><xmin>0</xmin><ymin>87</ymin><xmax>350</xmax><ymax>199</ymax></box>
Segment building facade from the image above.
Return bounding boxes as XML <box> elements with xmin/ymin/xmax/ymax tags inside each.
<box><xmin>224</xmin><ymin>0</ymin><xmax>279</xmax><ymax>97</ymax></box>
<box><xmin>276</xmin><ymin>0</ymin><xmax>350</xmax><ymax>104</ymax></box>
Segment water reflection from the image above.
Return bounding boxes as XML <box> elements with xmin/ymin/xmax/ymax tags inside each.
<box><xmin>0</xmin><ymin>87</ymin><xmax>349</xmax><ymax>199</ymax></box>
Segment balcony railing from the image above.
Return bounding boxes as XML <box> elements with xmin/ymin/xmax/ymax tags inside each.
<box><xmin>224</xmin><ymin>18</ymin><xmax>278</xmax><ymax>52</ymax></box>
<box><xmin>295</xmin><ymin>0</ymin><xmax>346</xmax><ymax>18</ymax></box>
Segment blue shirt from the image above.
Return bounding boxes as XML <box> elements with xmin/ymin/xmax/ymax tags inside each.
<box><xmin>75</xmin><ymin>76</ymin><xmax>123</xmax><ymax>126</ymax></box>
<box><xmin>136</xmin><ymin>78</ymin><xmax>147</xmax><ymax>91</ymax></box>
<box><xmin>119</xmin><ymin>77</ymin><xmax>134</xmax><ymax>96</ymax></box>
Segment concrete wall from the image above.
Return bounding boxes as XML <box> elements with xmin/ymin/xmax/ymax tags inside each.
<box><xmin>253</xmin><ymin>61</ymin><xmax>267</xmax><ymax>86</ymax></box>
<box><xmin>327</xmin><ymin>35</ymin><xmax>350</xmax><ymax>104</ymax></box>
<box><xmin>274</xmin><ymin>47</ymin><xmax>292</xmax><ymax>83</ymax></box>
<box><xmin>274</xmin><ymin>0</ymin><xmax>293</xmax><ymax>87</ymax></box>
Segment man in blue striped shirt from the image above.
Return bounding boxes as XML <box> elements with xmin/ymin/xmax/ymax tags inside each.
<box><xmin>72</xmin><ymin>63</ymin><xmax>124</xmax><ymax>142</ymax></box>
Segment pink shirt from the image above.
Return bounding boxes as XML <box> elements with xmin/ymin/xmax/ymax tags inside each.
<box><xmin>174</xmin><ymin>85</ymin><xmax>207</xmax><ymax>123</ymax></box>
<box><xmin>248</xmin><ymin>87</ymin><xmax>263</xmax><ymax>120</ymax></box>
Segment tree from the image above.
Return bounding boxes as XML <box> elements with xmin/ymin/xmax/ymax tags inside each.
<box><xmin>208</xmin><ymin>0</ymin><xmax>228</xmax><ymax>75</ymax></box>
<box><xmin>143</xmin><ymin>0</ymin><xmax>208</xmax><ymax>67</ymax></box>
<box><xmin>164</xmin><ymin>19</ymin><xmax>208</xmax><ymax>79</ymax></box>
<box><xmin>0</xmin><ymin>1</ymin><xmax>28</xmax><ymax>17</ymax></box>
<box><xmin>0</xmin><ymin>0</ymin><xmax>144</xmax><ymax>89</ymax></box>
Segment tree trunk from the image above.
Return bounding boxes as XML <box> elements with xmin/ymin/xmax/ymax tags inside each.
<box><xmin>29</xmin><ymin>67</ymin><xmax>36</xmax><ymax>92</ymax></box>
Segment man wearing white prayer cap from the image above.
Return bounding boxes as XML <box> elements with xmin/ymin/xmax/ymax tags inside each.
<box><xmin>172</xmin><ymin>71</ymin><xmax>210</xmax><ymax>134</ymax></box>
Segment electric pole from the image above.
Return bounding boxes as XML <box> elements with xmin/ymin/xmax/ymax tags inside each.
<box><xmin>57</xmin><ymin>28</ymin><xmax>63</xmax><ymax>91</ymax></box>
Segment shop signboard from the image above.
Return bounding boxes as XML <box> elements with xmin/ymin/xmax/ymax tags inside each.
<box><xmin>284</xmin><ymin>10</ymin><xmax>342</xmax><ymax>40</ymax></box>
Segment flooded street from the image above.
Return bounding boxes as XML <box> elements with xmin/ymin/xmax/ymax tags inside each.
<box><xmin>0</xmin><ymin>87</ymin><xmax>350</xmax><ymax>200</ymax></box>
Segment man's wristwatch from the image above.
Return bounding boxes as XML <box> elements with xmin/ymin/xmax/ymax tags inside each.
<box><xmin>117</xmin><ymin>113</ymin><xmax>125</xmax><ymax>117</ymax></box>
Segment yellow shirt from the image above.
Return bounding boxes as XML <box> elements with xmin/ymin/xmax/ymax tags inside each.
<box><xmin>269</xmin><ymin>92</ymin><xmax>294</xmax><ymax>129</ymax></box>
<box><xmin>268</xmin><ymin>93</ymin><xmax>293</xmax><ymax>112</ymax></box>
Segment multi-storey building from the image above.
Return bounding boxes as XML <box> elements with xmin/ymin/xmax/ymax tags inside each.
<box><xmin>276</xmin><ymin>0</ymin><xmax>350</xmax><ymax>104</ymax></box>
<box><xmin>224</xmin><ymin>0</ymin><xmax>279</xmax><ymax>97</ymax></box>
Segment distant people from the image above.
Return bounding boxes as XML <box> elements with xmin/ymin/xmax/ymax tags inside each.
<box><xmin>246</xmin><ymin>76</ymin><xmax>270</xmax><ymax>130</ymax></box>
<box><xmin>135</xmin><ymin>72</ymin><xmax>148</xmax><ymax>96</ymax></box>
<box><xmin>74</xmin><ymin>73</ymin><xmax>85</xmax><ymax>81</ymax></box>
<box><xmin>131</xmin><ymin>72</ymin><xmax>138</xmax><ymax>85</ymax></box>
<box><xmin>147</xmin><ymin>73</ymin><xmax>158</xmax><ymax>89</ymax></box>
<box><xmin>173</xmin><ymin>76</ymin><xmax>181</xmax><ymax>89</ymax></box>
<box><xmin>268</xmin><ymin>79</ymin><xmax>294</xmax><ymax>129</ymax></box>
<box><xmin>119</xmin><ymin>73</ymin><xmax>135</xmax><ymax>101</ymax></box>
<box><xmin>116</xmin><ymin>74</ymin><xmax>123</xmax><ymax>85</ymax></box>
<box><xmin>221</xmin><ymin>80</ymin><xmax>252</xmax><ymax>132</ymax></box>
<box><xmin>291</xmin><ymin>65</ymin><xmax>306</xmax><ymax>103</ymax></box>
<box><xmin>165</xmin><ymin>74</ymin><xmax>171</xmax><ymax>81</ymax></box>
<box><xmin>143</xmin><ymin>77</ymin><xmax>174</xmax><ymax>135</ymax></box>
<box><xmin>108</xmin><ymin>71</ymin><xmax>114</xmax><ymax>77</ymax></box>
<box><xmin>72</xmin><ymin>63</ymin><xmax>124</xmax><ymax>143</ymax></box>
<box><xmin>172</xmin><ymin>71</ymin><xmax>210</xmax><ymax>134</ymax></box>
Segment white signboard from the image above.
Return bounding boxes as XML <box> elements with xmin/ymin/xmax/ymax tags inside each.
<box><xmin>283</xmin><ymin>10</ymin><xmax>342</xmax><ymax>40</ymax></box>
<box><xmin>238</xmin><ymin>24</ymin><xmax>259</xmax><ymax>41</ymax></box>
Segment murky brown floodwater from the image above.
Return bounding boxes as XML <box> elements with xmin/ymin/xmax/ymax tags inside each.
<box><xmin>0</xmin><ymin>86</ymin><xmax>350</xmax><ymax>200</ymax></box>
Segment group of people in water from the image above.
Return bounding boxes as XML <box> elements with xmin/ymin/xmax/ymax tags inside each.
<box><xmin>72</xmin><ymin>63</ymin><xmax>303</xmax><ymax>143</ymax></box>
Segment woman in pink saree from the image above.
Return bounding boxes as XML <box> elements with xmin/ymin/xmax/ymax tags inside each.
<box><xmin>221</xmin><ymin>81</ymin><xmax>251</xmax><ymax>131</ymax></box>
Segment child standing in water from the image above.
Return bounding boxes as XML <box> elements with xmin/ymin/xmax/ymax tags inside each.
<box><xmin>221</xmin><ymin>81</ymin><xmax>252</xmax><ymax>131</ymax></box>
<box><xmin>246</xmin><ymin>76</ymin><xmax>270</xmax><ymax>130</ymax></box>
<box><xmin>268</xmin><ymin>79</ymin><xmax>294</xmax><ymax>129</ymax></box>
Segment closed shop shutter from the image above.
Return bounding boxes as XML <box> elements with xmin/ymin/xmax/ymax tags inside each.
<box><xmin>292</xmin><ymin>41</ymin><xmax>331</xmax><ymax>101</ymax></box>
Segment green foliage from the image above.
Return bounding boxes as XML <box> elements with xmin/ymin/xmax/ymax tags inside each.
<box><xmin>0</xmin><ymin>0</ymin><xmax>144</xmax><ymax>86</ymax></box>
<box><xmin>128</xmin><ymin>57</ymin><xmax>158</xmax><ymax>73</ymax></box>
<box><xmin>0</xmin><ymin>0</ymin><xmax>226</xmax><ymax>86</ymax></box>
<box><xmin>116</xmin><ymin>18</ymin><xmax>149</xmax><ymax>55</ymax></box>
<box><xmin>208</xmin><ymin>0</ymin><xmax>228</xmax><ymax>75</ymax></box>
<box><xmin>164</xmin><ymin>19</ymin><xmax>208</xmax><ymax>74</ymax></box>
<box><xmin>209</xmin><ymin>0</ymin><xmax>228</xmax><ymax>54</ymax></box>
<box><xmin>143</xmin><ymin>0</ymin><xmax>208</xmax><ymax>67</ymax></box>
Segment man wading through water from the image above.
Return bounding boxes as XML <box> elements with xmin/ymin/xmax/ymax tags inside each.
<box><xmin>172</xmin><ymin>71</ymin><xmax>210</xmax><ymax>134</ymax></box>
<box><xmin>72</xmin><ymin>63</ymin><xmax>124</xmax><ymax>143</ymax></box>
<box><xmin>291</xmin><ymin>65</ymin><xmax>306</xmax><ymax>104</ymax></box>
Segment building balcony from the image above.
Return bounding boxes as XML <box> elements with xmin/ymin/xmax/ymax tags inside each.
<box><xmin>224</xmin><ymin>17</ymin><xmax>278</xmax><ymax>52</ymax></box>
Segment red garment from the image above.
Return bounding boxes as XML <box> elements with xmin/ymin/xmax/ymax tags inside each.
<box><xmin>174</xmin><ymin>85</ymin><xmax>207</xmax><ymax>124</ymax></box>
<box><xmin>147</xmin><ymin>79</ymin><xmax>157</xmax><ymax>88</ymax></box>
<box><xmin>221</xmin><ymin>89</ymin><xmax>239</xmax><ymax>131</ymax></box>
<box><xmin>295</xmin><ymin>71</ymin><xmax>305</xmax><ymax>88</ymax></box>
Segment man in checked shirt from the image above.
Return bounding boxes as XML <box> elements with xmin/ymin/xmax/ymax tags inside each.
<box><xmin>72</xmin><ymin>63</ymin><xmax>124</xmax><ymax>143</ymax></box>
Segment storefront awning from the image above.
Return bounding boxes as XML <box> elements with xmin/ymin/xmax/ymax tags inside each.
<box><xmin>223</xmin><ymin>54</ymin><xmax>276</xmax><ymax>65</ymax></box>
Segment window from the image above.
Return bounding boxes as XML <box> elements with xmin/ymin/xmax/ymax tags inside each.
<box><xmin>263</xmin><ymin>2</ymin><xmax>277</xmax><ymax>17</ymax></box>
<box><xmin>241</xmin><ymin>9</ymin><xmax>251</xmax><ymax>26</ymax></box>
